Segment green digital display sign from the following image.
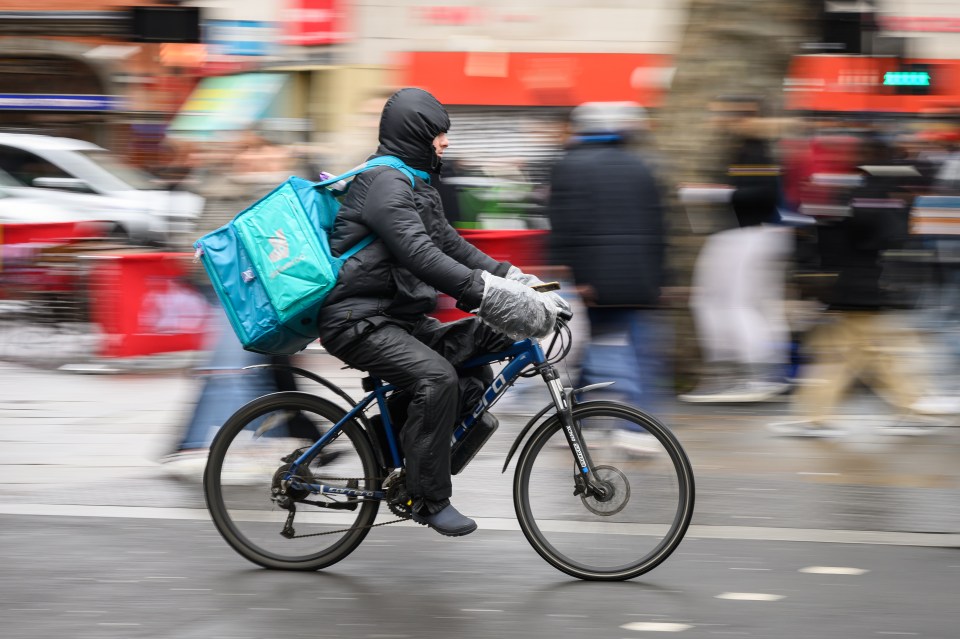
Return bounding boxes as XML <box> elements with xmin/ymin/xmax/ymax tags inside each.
<box><xmin>883</xmin><ymin>71</ymin><xmax>931</xmax><ymax>87</ymax></box>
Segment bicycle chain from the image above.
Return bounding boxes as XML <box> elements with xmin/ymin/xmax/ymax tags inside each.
<box><xmin>282</xmin><ymin>474</ymin><xmax>410</xmax><ymax>539</ymax></box>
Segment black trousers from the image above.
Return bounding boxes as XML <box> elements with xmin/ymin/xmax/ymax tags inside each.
<box><xmin>320</xmin><ymin>316</ymin><xmax>512</xmax><ymax>508</ymax></box>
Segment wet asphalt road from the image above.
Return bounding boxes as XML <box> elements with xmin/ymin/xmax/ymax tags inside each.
<box><xmin>3</xmin><ymin>358</ymin><xmax>960</xmax><ymax>638</ymax></box>
<box><xmin>3</xmin><ymin>514</ymin><xmax>959</xmax><ymax>639</ymax></box>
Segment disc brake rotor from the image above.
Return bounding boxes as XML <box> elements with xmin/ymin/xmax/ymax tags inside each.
<box><xmin>580</xmin><ymin>465</ymin><xmax>630</xmax><ymax>516</ymax></box>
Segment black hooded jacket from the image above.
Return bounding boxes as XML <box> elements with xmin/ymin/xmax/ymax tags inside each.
<box><xmin>816</xmin><ymin>165</ymin><xmax>911</xmax><ymax>310</ymax></box>
<box><xmin>318</xmin><ymin>88</ymin><xmax>511</xmax><ymax>336</ymax></box>
<box><xmin>547</xmin><ymin>137</ymin><xmax>666</xmax><ymax>307</ymax></box>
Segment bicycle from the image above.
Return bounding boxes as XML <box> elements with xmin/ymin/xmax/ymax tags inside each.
<box><xmin>203</xmin><ymin>306</ymin><xmax>695</xmax><ymax>581</ymax></box>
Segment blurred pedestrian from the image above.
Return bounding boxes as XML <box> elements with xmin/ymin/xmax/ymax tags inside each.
<box><xmin>160</xmin><ymin>303</ymin><xmax>326</xmax><ymax>479</ymax></box>
<box><xmin>160</xmin><ymin>132</ymin><xmax>316</xmax><ymax>479</ymax></box>
<box><xmin>771</xmin><ymin>135</ymin><xmax>959</xmax><ymax>436</ymax></box>
<box><xmin>933</xmin><ymin>129</ymin><xmax>960</xmax><ymax>194</ymax></box>
<box><xmin>546</xmin><ymin>101</ymin><xmax>669</xmax><ymax>455</ymax></box>
<box><xmin>679</xmin><ymin>96</ymin><xmax>792</xmax><ymax>403</ymax></box>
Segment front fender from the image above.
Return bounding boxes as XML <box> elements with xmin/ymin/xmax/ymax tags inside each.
<box><xmin>501</xmin><ymin>401</ymin><xmax>557</xmax><ymax>473</ymax></box>
<box><xmin>499</xmin><ymin>382</ymin><xmax>617</xmax><ymax>473</ymax></box>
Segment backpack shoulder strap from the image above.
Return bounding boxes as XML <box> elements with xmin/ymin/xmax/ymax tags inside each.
<box><xmin>316</xmin><ymin>156</ymin><xmax>430</xmax><ymax>189</ymax></box>
<box><xmin>363</xmin><ymin>155</ymin><xmax>431</xmax><ymax>187</ymax></box>
<box><xmin>339</xmin><ymin>234</ymin><xmax>376</xmax><ymax>261</ymax></box>
<box><xmin>319</xmin><ymin>156</ymin><xmax>430</xmax><ymax>260</ymax></box>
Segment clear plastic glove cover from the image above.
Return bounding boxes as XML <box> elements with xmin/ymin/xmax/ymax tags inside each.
<box><xmin>505</xmin><ymin>266</ymin><xmax>572</xmax><ymax>318</ymax></box>
<box><xmin>478</xmin><ymin>272</ymin><xmax>558</xmax><ymax>340</ymax></box>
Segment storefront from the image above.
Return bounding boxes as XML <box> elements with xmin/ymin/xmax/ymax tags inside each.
<box><xmin>0</xmin><ymin>48</ymin><xmax>121</xmax><ymax>146</ymax></box>
<box><xmin>785</xmin><ymin>54</ymin><xmax>960</xmax><ymax>115</ymax></box>
<box><xmin>396</xmin><ymin>51</ymin><xmax>672</xmax><ymax>183</ymax></box>
<box><xmin>165</xmin><ymin>72</ymin><xmax>293</xmax><ymax>142</ymax></box>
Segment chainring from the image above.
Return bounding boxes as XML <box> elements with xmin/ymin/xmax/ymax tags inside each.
<box><xmin>383</xmin><ymin>469</ymin><xmax>413</xmax><ymax>519</ymax></box>
<box><xmin>580</xmin><ymin>465</ymin><xmax>631</xmax><ymax>516</ymax></box>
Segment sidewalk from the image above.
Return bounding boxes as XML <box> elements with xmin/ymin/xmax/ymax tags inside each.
<box><xmin>2</xmin><ymin>355</ymin><xmax>959</xmax><ymax>535</ymax></box>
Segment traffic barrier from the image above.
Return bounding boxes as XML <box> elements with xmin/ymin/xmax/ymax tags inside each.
<box><xmin>433</xmin><ymin>229</ymin><xmax>549</xmax><ymax>323</ymax></box>
<box><xmin>0</xmin><ymin>220</ymin><xmax>103</xmax><ymax>247</ymax></box>
<box><xmin>87</xmin><ymin>252</ymin><xmax>209</xmax><ymax>359</ymax></box>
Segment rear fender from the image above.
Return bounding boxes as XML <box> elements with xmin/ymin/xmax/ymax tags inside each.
<box><xmin>241</xmin><ymin>364</ymin><xmax>389</xmax><ymax>467</ymax></box>
<box><xmin>242</xmin><ymin>363</ymin><xmax>369</xmax><ymax>429</ymax></box>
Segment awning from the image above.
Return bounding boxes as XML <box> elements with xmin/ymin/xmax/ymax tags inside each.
<box><xmin>166</xmin><ymin>72</ymin><xmax>287</xmax><ymax>140</ymax></box>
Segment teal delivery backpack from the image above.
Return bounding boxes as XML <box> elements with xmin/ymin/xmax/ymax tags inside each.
<box><xmin>194</xmin><ymin>156</ymin><xmax>427</xmax><ymax>355</ymax></box>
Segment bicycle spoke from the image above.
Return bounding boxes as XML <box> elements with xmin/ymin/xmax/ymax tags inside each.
<box><xmin>205</xmin><ymin>393</ymin><xmax>381</xmax><ymax>570</ymax></box>
<box><xmin>514</xmin><ymin>402</ymin><xmax>694</xmax><ymax>580</ymax></box>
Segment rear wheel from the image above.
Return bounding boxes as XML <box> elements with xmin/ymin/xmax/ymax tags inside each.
<box><xmin>513</xmin><ymin>401</ymin><xmax>694</xmax><ymax>580</ymax></box>
<box><xmin>203</xmin><ymin>392</ymin><xmax>381</xmax><ymax>571</ymax></box>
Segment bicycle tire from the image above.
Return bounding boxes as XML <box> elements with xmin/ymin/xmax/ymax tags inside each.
<box><xmin>513</xmin><ymin>401</ymin><xmax>695</xmax><ymax>581</ymax></box>
<box><xmin>203</xmin><ymin>391</ymin><xmax>381</xmax><ymax>571</ymax></box>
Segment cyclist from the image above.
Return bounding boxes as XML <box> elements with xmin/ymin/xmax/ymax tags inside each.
<box><xmin>317</xmin><ymin>88</ymin><xmax>566</xmax><ymax>536</ymax></box>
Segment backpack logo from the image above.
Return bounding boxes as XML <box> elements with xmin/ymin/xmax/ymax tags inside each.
<box><xmin>268</xmin><ymin>229</ymin><xmax>289</xmax><ymax>262</ymax></box>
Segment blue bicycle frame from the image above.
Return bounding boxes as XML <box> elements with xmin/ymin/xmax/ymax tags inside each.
<box><xmin>284</xmin><ymin>337</ymin><xmax>594</xmax><ymax>500</ymax></box>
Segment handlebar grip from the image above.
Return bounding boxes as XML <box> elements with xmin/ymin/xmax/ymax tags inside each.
<box><xmin>557</xmin><ymin>308</ymin><xmax>573</xmax><ymax>322</ymax></box>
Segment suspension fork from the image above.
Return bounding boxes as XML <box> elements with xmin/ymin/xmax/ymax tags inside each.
<box><xmin>540</xmin><ymin>366</ymin><xmax>609</xmax><ymax>499</ymax></box>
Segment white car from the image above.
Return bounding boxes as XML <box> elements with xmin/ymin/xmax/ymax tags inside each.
<box><xmin>0</xmin><ymin>133</ymin><xmax>204</xmax><ymax>244</ymax></box>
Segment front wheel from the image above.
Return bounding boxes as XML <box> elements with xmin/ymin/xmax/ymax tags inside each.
<box><xmin>513</xmin><ymin>401</ymin><xmax>695</xmax><ymax>581</ymax></box>
<box><xmin>203</xmin><ymin>392</ymin><xmax>381</xmax><ymax>571</ymax></box>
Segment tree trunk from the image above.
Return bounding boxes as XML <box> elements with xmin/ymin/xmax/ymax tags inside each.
<box><xmin>652</xmin><ymin>0</ymin><xmax>815</xmax><ymax>389</ymax></box>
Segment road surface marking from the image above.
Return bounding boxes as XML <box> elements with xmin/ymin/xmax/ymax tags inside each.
<box><xmin>800</xmin><ymin>566</ymin><xmax>869</xmax><ymax>575</ymax></box>
<box><xmin>2</xmin><ymin>504</ymin><xmax>959</xmax><ymax>547</ymax></box>
<box><xmin>716</xmin><ymin>593</ymin><xmax>784</xmax><ymax>601</ymax></box>
<box><xmin>621</xmin><ymin>622</ymin><xmax>693</xmax><ymax>632</ymax></box>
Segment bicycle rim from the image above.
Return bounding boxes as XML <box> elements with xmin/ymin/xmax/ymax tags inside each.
<box><xmin>514</xmin><ymin>401</ymin><xmax>694</xmax><ymax>580</ymax></box>
<box><xmin>204</xmin><ymin>392</ymin><xmax>381</xmax><ymax>571</ymax></box>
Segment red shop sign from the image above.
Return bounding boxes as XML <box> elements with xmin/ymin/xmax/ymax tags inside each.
<box><xmin>397</xmin><ymin>51</ymin><xmax>671</xmax><ymax>107</ymax></box>
<box><xmin>281</xmin><ymin>0</ymin><xmax>350</xmax><ymax>46</ymax></box>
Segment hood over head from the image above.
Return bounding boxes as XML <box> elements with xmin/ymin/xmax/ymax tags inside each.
<box><xmin>376</xmin><ymin>88</ymin><xmax>450</xmax><ymax>173</ymax></box>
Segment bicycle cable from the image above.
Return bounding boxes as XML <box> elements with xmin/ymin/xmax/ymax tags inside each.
<box><xmin>288</xmin><ymin>321</ymin><xmax>572</xmax><ymax>536</ymax></box>
<box><xmin>518</xmin><ymin>319</ymin><xmax>572</xmax><ymax>378</ymax></box>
